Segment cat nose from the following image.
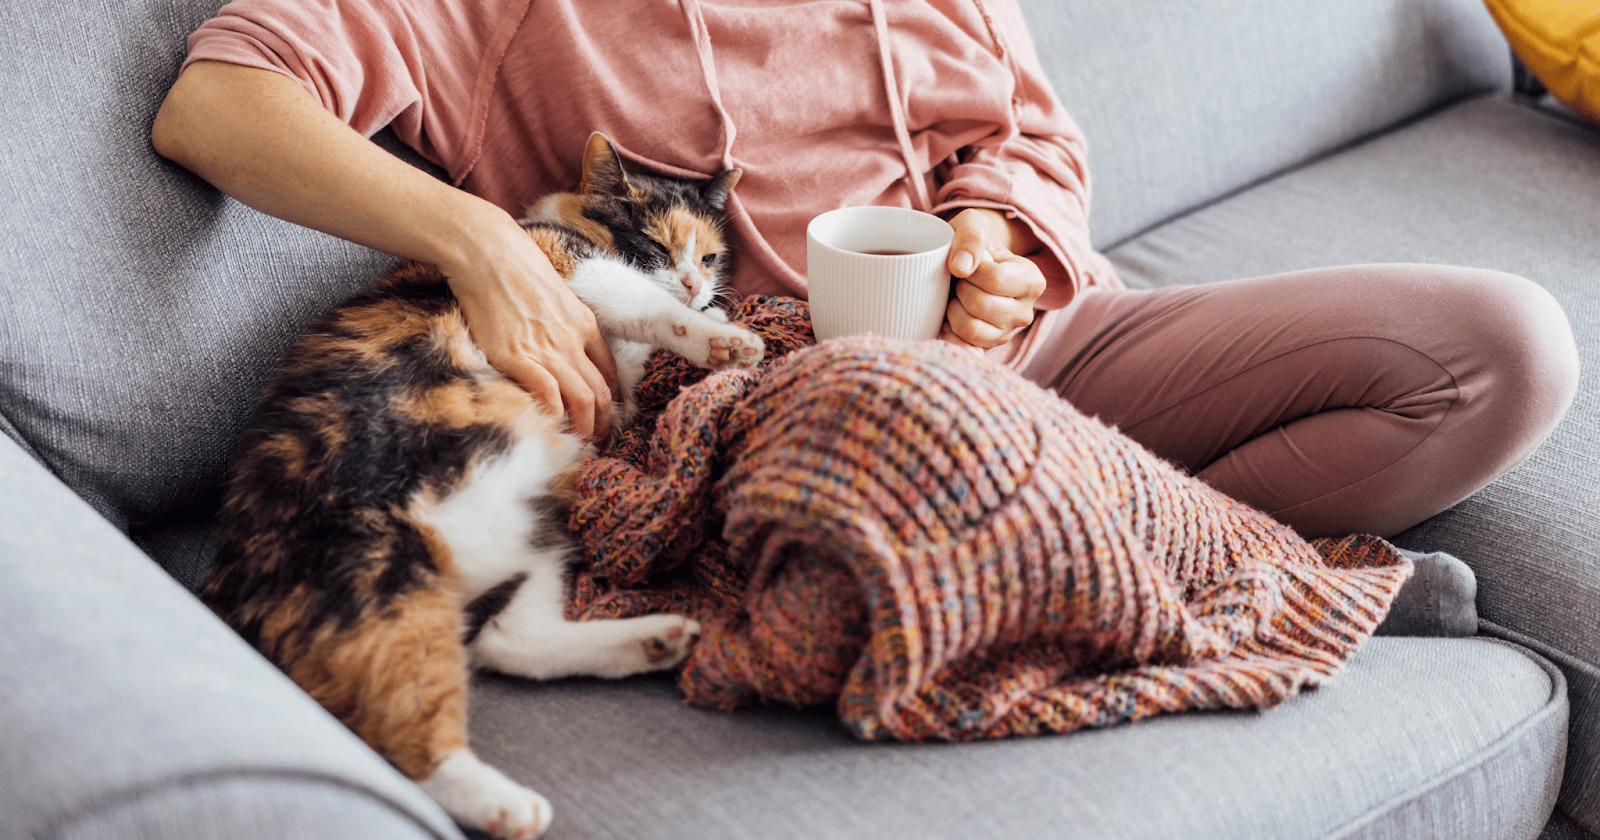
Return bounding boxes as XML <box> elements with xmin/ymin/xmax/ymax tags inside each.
<box><xmin>681</xmin><ymin>274</ymin><xmax>701</xmax><ymax>301</ymax></box>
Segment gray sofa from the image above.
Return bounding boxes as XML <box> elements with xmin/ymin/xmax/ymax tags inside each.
<box><xmin>2</xmin><ymin>0</ymin><xmax>1596</xmax><ymax>837</ymax></box>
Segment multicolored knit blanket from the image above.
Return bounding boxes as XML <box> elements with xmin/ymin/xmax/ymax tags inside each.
<box><xmin>566</xmin><ymin>296</ymin><xmax>1412</xmax><ymax>741</ymax></box>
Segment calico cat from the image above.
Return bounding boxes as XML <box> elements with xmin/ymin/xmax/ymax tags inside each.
<box><xmin>203</xmin><ymin>133</ymin><xmax>763</xmax><ymax>839</ymax></box>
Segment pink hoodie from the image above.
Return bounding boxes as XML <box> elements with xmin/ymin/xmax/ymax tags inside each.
<box><xmin>185</xmin><ymin>0</ymin><xmax>1122</xmax><ymax>367</ymax></box>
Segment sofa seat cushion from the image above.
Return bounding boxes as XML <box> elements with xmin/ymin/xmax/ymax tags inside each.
<box><xmin>465</xmin><ymin>637</ymin><xmax>1561</xmax><ymax>840</ymax></box>
<box><xmin>1102</xmin><ymin>93</ymin><xmax>1600</xmax><ymax>832</ymax></box>
<box><xmin>1486</xmin><ymin>0</ymin><xmax>1600</xmax><ymax>123</ymax></box>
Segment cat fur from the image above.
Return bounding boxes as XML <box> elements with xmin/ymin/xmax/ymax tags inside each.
<box><xmin>203</xmin><ymin>133</ymin><xmax>762</xmax><ymax>839</ymax></box>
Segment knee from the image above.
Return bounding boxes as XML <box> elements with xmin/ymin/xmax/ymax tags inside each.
<box><xmin>1448</xmin><ymin>268</ymin><xmax>1579</xmax><ymax>444</ymax></box>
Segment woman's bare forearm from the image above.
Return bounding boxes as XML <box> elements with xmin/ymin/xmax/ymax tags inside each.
<box><xmin>151</xmin><ymin>60</ymin><xmax>522</xmax><ymax>275</ymax></box>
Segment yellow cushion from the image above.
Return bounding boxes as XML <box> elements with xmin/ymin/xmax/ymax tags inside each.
<box><xmin>1485</xmin><ymin>0</ymin><xmax>1600</xmax><ymax>122</ymax></box>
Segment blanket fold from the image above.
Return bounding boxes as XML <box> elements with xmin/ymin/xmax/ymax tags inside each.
<box><xmin>567</xmin><ymin>296</ymin><xmax>1411</xmax><ymax>741</ymax></box>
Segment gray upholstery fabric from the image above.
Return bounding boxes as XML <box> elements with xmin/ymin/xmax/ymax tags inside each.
<box><xmin>0</xmin><ymin>0</ymin><xmax>404</xmax><ymax>537</ymax></box>
<box><xmin>0</xmin><ymin>434</ymin><xmax>460</xmax><ymax>840</ymax></box>
<box><xmin>1487</xmin><ymin>621</ymin><xmax>1600</xmax><ymax>838</ymax></box>
<box><xmin>1543</xmin><ymin>807</ymin><xmax>1600</xmax><ymax>840</ymax></box>
<box><xmin>1103</xmin><ymin>94</ymin><xmax>1600</xmax><ymax>832</ymax></box>
<box><xmin>466</xmin><ymin>637</ymin><xmax>1564</xmax><ymax>840</ymax></box>
<box><xmin>52</xmin><ymin>777</ymin><xmax>448</xmax><ymax>840</ymax></box>
<box><xmin>1018</xmin><ymin>0</ymin><xmax>1514</xmax><ymax>249</ymax></box>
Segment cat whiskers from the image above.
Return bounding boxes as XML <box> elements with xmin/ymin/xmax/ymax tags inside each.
<box><xmin>703</xmin><ymin>287</ymin><xmax>738</xmax><ymax>313</ymax></box>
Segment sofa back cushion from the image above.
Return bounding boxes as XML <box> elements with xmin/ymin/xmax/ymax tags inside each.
<box><xmin>0</xmin><ymin>0</ymin><xmax>414</xmax><ymax>539</ymax></box>
<box><xmin>1020</xmin><ymin>0</ymin><xmax>1514</xmax><ymax>249</ymax></box>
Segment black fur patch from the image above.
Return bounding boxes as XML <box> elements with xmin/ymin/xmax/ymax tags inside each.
<box><xmin>461</xmin><ymin>573</ymin><xmax>529</xmax><ymax>645</ymax></box>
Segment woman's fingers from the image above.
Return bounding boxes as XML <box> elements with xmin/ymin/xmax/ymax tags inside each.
<box><xmin>963</xmin><ymin>248</ymin><xmax>1045</xmax><ymax>300</ymax></box>
<box><xmin>943</xmin><ymin>300</ymin><xmax>1011</xmax><ymax>350</ymax></box>
<box><xmin>945</xmin><ymin>207</ymin><xmax>1010</xmax><ymax>279</ymax></box>
<box><xmin>942</xmin><ymin>209</ymin><xmax>1047</xmax><ymax>352</ymax></box>
<box><xmin>481</xmin><ymin>336</ymin><xmax>612</xmax><ymax>441</ymax></box>
<box><xmin>938</xmin><ymin>323</ymin><xmax>988</xmax><ymax>356</ymax></box>
<box><xmin>578</xmin><ymin>336</ymin><xmax>617</xmax><ymax>441</ymax></box>
<box><xmin>943</xmin><ymin>250</ymin><xmax>1042</xmax><ymax>350</ymax></box>
<box><xmin>948</xmin><ymin>222</ymin><xmax>992</xmax><ymax>279</ymax></box>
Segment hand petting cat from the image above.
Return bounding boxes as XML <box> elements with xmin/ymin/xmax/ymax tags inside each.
<box><xmin>940</xmin><ymin>207</ymin><xmax>1048</xmax><ymax>355</ymax></box>
<box><xmin>440</xmin><ymin>208</ymin><xmax>621</xmax><ymax>442</ymax></box>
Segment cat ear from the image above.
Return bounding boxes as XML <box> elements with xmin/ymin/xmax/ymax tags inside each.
<box><xmin>701</xmin><ymin>169</ymin><xmax>742</xmax><ymax>211</ymax></box>
<box><xmin>580</xmin><ymin>132</ymin><xmax>630</xmax><ymax>197</ymax></box>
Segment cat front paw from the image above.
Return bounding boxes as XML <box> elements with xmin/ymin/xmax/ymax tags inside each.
<box><xmin>592</xmin><ymin>614</ymin><xmax>703</xmax><ymax>676</ymax></box>
<box><xmin>663</xmin><ymin>311</ymin><xmax>766</xmax><ymax>371</ymax></box>
<box><xmin>707</xmin><ymin>330</ymin><xmax>764</xmax><ymax>370</ymax></box>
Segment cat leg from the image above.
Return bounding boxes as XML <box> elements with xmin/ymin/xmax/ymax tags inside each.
<box><xmin>608</xmin><ymin>338</ymin><xmax>652</xmax><ymax>426</ymax></box>
<box><xmin>471</xmin><ymin>560</ymin><xmax>701</xmax><ymax>680</ymax></box>
<box><xmin>567</xmin><ymin>258</ymin><xmax>765</xmax><ymax>370</ymax></box>
<box><xmin>288</xmin><ymin>588</ymin><xmax>551</xmax><ymax>839</ymax></box>
<box><xmin>421</xmin><ymin>750</ymin><xmax>551</xmax><ymax>840</ymax></box>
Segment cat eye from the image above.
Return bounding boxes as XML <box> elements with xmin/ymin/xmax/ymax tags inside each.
<box><xmin>701</xmin><ymin>253</ymin><xmax>720</xmax><ymax>266</ymax></box>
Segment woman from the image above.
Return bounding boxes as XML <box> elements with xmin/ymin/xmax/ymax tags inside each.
<box><xmin>152</xmin><ymin>0</ymin><xmax>1578</xmax><ymax>539</ymax></box>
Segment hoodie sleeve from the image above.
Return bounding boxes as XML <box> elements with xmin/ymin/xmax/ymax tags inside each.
<box><xmin>182</xmin><ymin>0</ymin><xmax>529</xmax><ymax>181</ymax></box>
<box><xmin>930</xmin><ymin>0</ymin><xmax>1121</xmax><ymax>309</ymax></box>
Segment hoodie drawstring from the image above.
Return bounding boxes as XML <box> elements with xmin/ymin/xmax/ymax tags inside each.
<box><xmin>678</xmin><ymin>0</ymin><xmax>931</xmax><ymax>212</ymax></box>
<box><xmin>868</xmin><ymin>0</ymin><xmax>932</xmax><ymax>212</ymax></box>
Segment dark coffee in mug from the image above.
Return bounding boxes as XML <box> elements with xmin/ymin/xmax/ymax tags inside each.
<box><xmin>857</xmin><ymin>249</ymin><xmax>917</xmax><ymax>256</ymax></box>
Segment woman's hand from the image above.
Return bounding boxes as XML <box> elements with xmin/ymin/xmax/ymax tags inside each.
<box><xmin>442</xmin><ymin>209</ymin><xmax>618</xmax><ymax>442</ymax></box>
<box><xmin>941</xmin><ymin>208</ymin><xmax>1047</xmax><ymax>354</ymax></box>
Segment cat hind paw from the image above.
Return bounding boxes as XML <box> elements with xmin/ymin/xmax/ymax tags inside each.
<box><xmin>421</xmin><ymin>750</ymin><xmax>553</xmax><ymax>840</ymax></box>
<box><xmin>642</xmin><ymin>616</ymin><xmax>703</xmax><ymax>666</ymax></box>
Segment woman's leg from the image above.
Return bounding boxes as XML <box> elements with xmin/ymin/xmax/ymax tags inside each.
<box><xmin>1012</xmin><ymin>264</ymin><xmax>1579</xmax><ymax>538</ymax></box>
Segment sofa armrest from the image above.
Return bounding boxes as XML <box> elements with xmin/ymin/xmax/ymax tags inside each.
<box><xmin>0</xmin><ymin>434</ymin><xmax>462</xmax><ymax>840</ymax></box>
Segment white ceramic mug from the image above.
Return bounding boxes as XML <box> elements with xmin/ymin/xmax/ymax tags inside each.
<box><xmin>805</xmin><ymin>206</ymin><xmax>954</xmax><ymax>341</ymax></box>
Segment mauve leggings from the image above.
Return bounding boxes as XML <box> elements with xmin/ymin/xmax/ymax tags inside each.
<box><xmin>1009</xmin><ymin>264</ymin><xmax>1580</xmax><ymax>538</ymax></box>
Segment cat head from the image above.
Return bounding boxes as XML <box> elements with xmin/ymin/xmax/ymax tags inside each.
<box><xmin>536</xmin><ymin>132</ymin><xmax>741</xmax><ymax>311</ymax></box>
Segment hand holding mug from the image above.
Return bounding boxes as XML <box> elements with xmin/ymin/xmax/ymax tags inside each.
<box><xmin>940</xmin><ymin>208</ymin><xmax>1047</xmax><ymax>355</ymax></box>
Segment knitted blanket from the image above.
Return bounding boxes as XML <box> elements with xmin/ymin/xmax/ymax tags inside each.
<box><xmin>566</xmin><ymin>296</ymin><xmax>1412</xmax><ymax>741</ymax></box>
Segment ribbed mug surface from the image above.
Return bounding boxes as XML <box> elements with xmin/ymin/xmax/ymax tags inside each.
<box><xmin>806</xmin><ymin>207</ymin><xmax>953</xmax><ymax>341</ymax></box>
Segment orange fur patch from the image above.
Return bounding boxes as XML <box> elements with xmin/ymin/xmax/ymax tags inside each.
<box><xmin>648</xmin><ymin>208</ymin><xmax>722</xmax><ymax>263</ymax></box>
<box><xmin>281</xmin><ymin>521</ymin><xmax>469</xmax><ymax>780</ymax></box>
<box><xmin>292</xmin><ymin>593</ymin><xmax>470</xmax><ymax>779</ymax></box>
<box><xmin>256</xmin><ymin>432</ymin><xmax>310</xmax><ymax>479</ymax></box>
<box><xmin>392</xmin><ymin>375</ymin><xmax>540</xmax><ymax>432</ymax></box>
<box><xmin>338</xmin><ymin>298</ymin><xmax>438</xmax><ymax>348</ymax></box>
<box><xmin>525</xmin><ymin>226</ymin><xmax>580</xmax><ymax>278</ymax></box>
<box><xmin>547</xmin><ymin>193</ymin><xmax>613</xmax><ymax>253</ymax></box>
